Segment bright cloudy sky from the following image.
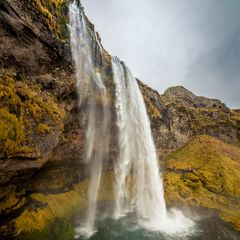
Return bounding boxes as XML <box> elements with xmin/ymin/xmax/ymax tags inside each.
<box><xmin>81</xmin><ymin>0</ymin><xmax>240</xmax><ymax>108</ymax></box>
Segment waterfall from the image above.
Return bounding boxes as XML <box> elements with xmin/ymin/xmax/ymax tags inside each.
<box><xmin>69</xmin><ymin>1</ymin><xmax>110</xmax><ymax>238</ymax></box>
<box><xmin>112</xmin><ymin>57</ymin><xmax>194</xmax><ymax>233</ymax></box>
<box><xmin>69</xmin><ymin>1</ymin><xmax>193</xmax><ymax>237</ymax></box>
<box><xmin>112</xmin><ymin>56</ymin><xmax>167</xmax><ymax>226</ymax></box>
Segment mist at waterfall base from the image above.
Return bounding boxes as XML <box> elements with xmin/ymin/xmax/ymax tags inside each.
<box><xmin>75</xmin><ymin>205</ymin><xmax>240</xmax><ymax>240</ymax></box>
<box><xmin>67</xmin><ymin>2</ymin><xmax>236</xmax><ymax>240</ymax></box>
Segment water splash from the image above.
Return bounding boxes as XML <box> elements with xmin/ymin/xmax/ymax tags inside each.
<box><xmin>112</xmin><ymin>56</ymin><xmax>194</xmax><ymax>234</ymax></box>
<box><xmin>69</xmin><ymin>1</ymin><xmax>110</xmax><ymax>238</ymax></box>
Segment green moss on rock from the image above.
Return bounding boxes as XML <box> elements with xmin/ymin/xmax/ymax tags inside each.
<box><xmin>0</xmin><ymin>185</ymin><xmax>26</xmax><ymax>215</ymax></box>
<box><xmin>143</xmin><ymin>95</ymin><xmax>161</xmax><ymax>119</ymax></box>
<box><xmin>13</xmin><ymin>172</ymin><xmax>114</xmax><ymax>239</ymax></box>
<box><xmin>31</xmin><ymin>0</ymin><xmax>69</xmax><ymax>42</ymax></box>
<box><xmin>0</xmin><ymin>75</ymin><xmax>65</xmax><ymax>157</ymax></box>
<box><xmin>37</xmin><ymin>124</ymin><xmax>51</xmax><ymax>134</ymax></box>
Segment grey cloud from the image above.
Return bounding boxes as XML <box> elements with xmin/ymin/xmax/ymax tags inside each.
<box><xmin>185</xmin><ymin>31</ymin><xmax>240</xmax><ymax>108</ymax></box>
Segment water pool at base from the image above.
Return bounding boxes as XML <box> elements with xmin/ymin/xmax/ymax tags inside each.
<box><xmin>75</xmin><ymin>208</ymin><xmax>240</xmax><ymax>240</ymax></box>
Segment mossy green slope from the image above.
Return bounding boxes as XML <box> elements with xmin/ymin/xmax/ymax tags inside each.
<box><xmin>13</xmin><ymin>172</ymin><xmax>114</xmax><ymax>240</ymax></box>
<box><xmin>164</xmin><ymin>135</ymin><xmax>240</xmax><ymax>230</ymax></box>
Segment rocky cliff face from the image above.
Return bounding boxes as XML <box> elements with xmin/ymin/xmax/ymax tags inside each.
<box><xmin>0</xmin><ymin>0</ymin><xmax>239</xmax><ymax>238</ymax></box>
<box><xmin>0</xmin><ymin>0</ymin><xmax>71</xmax><ymax>72</ymax></box>
<box><xmin>0</xmin><ymin>0</ymin><xmax>71</xmax><ymax>179</ymax></box>
<box><xmin>0</xmin><ymin>0</ymin><xmax>116</xmax><ymax>185</ymax></box>
<box><xmin>1</xmin><ymin>0</ymin><xmax>239</xmax><ymax>184</ymax></box>
<box><xmin>140</xmin><ymin>83</ymin><xmax>240</xmax><ymax>156</ymax></box>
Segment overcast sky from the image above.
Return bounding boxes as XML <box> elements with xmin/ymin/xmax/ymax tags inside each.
<box><xmin>81</xmin><ymin>0</ymin><xmax>240</xmax><ymax>108</ymax></box>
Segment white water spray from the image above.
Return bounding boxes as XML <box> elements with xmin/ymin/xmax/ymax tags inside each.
<box><xmin>69</xmin><ymin>1</ymin><xmax>110</xmax><ymax>238</ymax></box>
<box><xmin>112</xmin><ymin>57</ymin><xmax>167</xmax><ymax>220</ymax></box>
<box><xmin>112</xmin><ymin>57</ymin><xmax>194</xmax><ymax>234</ymax></box>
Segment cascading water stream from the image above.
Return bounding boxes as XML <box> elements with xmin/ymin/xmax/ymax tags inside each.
<box><xmin>69</xmin><ymin>1</ymin><xmax>110</xmax><ymax>238</ymax></box>
<box><xmin>111</xmin><ymin>57</ymin><xmax>167</xmax><ymax>222</ymax></box>
<box><xmin>69</xmin><ymin>1</ymin><xmax>194</xmax><ymax>238</ymax></box>
<box><xmin>112</xmin><ymin>57</ymin><xmax>194</xmax><ymax>233</ymax></box>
